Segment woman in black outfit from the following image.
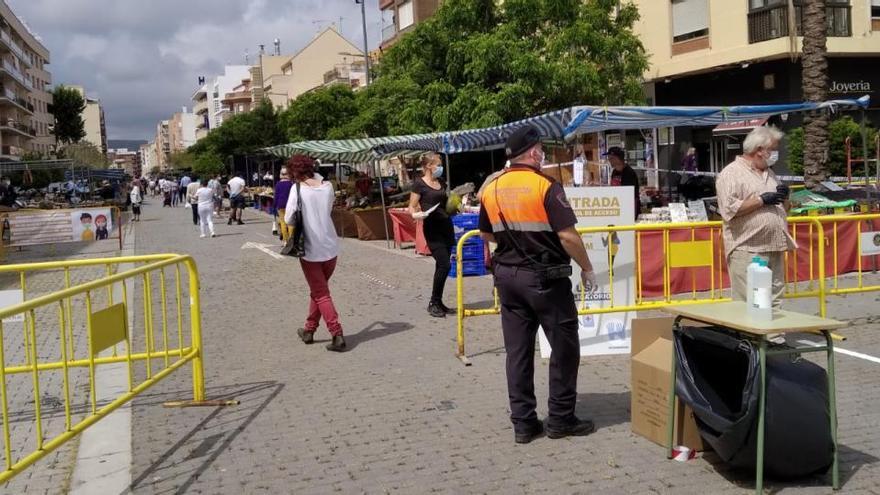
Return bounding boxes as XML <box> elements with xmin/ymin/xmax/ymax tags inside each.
<box><xmin>409</xmin><ymin>153</ymin><xmax>455</xmax><ymax>318</ymax></box>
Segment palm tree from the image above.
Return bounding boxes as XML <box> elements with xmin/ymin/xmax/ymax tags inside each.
<box><xmin>801</xmin><ymin>0</ymin><xmax>829</xmax><ymax>190</ymax></box>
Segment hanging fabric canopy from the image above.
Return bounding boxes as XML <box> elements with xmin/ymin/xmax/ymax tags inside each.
<box><xmin>370</xmin><ymin>109</ymin><xmax>573</xmax><ymax>156</ymax></box>
<box><xmin>562</xmin><ymin>96</ymin><xmax>870</xmax><ymax>140</ymax></box>
<box><xmin>263</xmin><ymin>134</ymin><xmax>441</xmax><ymax>162</ymax></box>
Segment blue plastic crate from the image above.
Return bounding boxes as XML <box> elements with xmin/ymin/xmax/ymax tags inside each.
<box><xmin>449</xmin><ymin>258</ymin><xmax>488</xmax><ymax>278</ymax></box>
<box><xmin>452</xmin><ymin>213</ymin><xmax>480</xmax><ymax>230</ymax></box>
<box><xmin>460</xmin><ymin>243</ymin><xmax>484</xmax><ymax>260</ymax></box>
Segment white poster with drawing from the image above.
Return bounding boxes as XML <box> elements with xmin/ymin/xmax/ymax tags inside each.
<box><xmin>71</xmin><ymin>208</ymin><xmax>113</xmax><ymax>242</ymax></box>
<box><xmin>538</xmin><ymin>187</ymin><xmax>636</xmax><ymax>357</ymax></box>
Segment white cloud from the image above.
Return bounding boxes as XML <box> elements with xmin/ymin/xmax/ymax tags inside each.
<box><xmin>7</xmin><ymin>0</ymin><xmax>385</xmax><ymax>139</ymax></box>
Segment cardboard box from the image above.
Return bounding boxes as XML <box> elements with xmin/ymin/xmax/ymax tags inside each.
<box><xmin>631</xmin><ymin>317</ymin><xmax>705</xmax><ymax>451</ymax></box>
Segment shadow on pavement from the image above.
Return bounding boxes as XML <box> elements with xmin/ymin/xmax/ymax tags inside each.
<box><xmin>574</xmin><ymin>391</ymin><xmax>631</xmax><ymax>430</ymax></box>
<box><xmin>128</xmin><ymin>380</ymin><xmax>284</xmax><ymax>494</ymax></box>
<box><xmin>345</xmin><ymin>321</ymin><xmax>414</xmax><ymax>350</ymax></box>
<box><xmin>699</xmin><ymin>442</ymin><xmax>878</xmax><ymax>494</ymax></box>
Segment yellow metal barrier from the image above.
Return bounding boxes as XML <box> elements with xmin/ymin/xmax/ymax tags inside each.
<box><xmin>455</xmin><ymin>214</ymin><xmax>880</xmax><ymax>362</ymax></box>
<box><xmin>0</xmin><ymin>254</ymin><xmax>207</xmax><ymax>483</ymax></box>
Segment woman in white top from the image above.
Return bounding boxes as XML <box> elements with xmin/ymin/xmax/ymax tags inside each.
<box><xmin>284</xmin><ymin>155</ymin><xmax>345</xmax><ymax>352</ymax></box>
<box><xmin>129</xmin><ymin>181</ymin><xmax>142</xmax><ymax>221</ymax></box>
<box><xmin>196</xmin><ymin>179</ymin><xmax>216</xmax><ymax>238</ymax></box>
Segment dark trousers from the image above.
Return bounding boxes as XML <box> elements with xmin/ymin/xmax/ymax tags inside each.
<box><xmin>190</xmin><ymin>203</ymin><xmax>199</xmax><ymax>225</ymax></box>
<box><xmin>427</xmin><ymin>241</ymin><xmax>451</xmax><ymax>304</ymax></box>
<box><xmin>493</xmin><ymin>264</ymin><xmax>580</xmax><ymax>431</ymax></box>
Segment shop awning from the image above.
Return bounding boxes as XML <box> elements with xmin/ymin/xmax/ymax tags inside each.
<box><xmin>263</xmin><ymin>134</ymin><xmax>440</xmax><ymax>162</ymax></box>
<box><xmin>563</xmin><ymin>96</ymin><xmax>870</xmax><ymax>140</ymax></box>
<box><xmin>712</xmin><ymin>117</ymin><xmax>769</xmax><ymax>135</ymax></box>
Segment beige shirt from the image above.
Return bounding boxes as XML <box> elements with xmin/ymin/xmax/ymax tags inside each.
<box><xmin>715</xmin><ymin>156</ymin><xmax>796</xmax><ymax>258</ymax></box>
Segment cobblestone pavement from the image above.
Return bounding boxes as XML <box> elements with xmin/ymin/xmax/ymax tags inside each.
<box><xmin>7</xmin><ymin>199</ymin><xmax>880</xmax><ymax>494</ymax></box>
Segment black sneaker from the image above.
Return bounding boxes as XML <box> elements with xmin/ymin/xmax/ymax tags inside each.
<box><xmin>428</xmin><ymin>302</ymin><xmax>446</xmax><ymax>318</ymax></box>
<box><xmin>227</xmin><ymin>218</ymin><xmax>233</xmax><ymax>225</ymax></box>
<box><xmin>296</xmin><ymin>328</ymin><xmax>314</xmax><ymax>344</ymax></box>
<box><xmin>438</xmin><ymin>302</ymin><xmax>456</xmax><ymax>315</ymax></box>
<box><xmin>546</xmin><ymin>417</ymin><xmax>595</xmax><ymax>439</ymax></box>
<box><xmin>237</xmin><ymin>220</ymin><xmax>245</xmax><ymax>225</ymax></box>
<box><xmin>326</xmin><ymin>335</ymin><xmax>347</xmax><ymax>352</ymax></box>
<box><xmin>514</xmin><ymin>419</ymin><xmax>544</xmax><ymax>444</ymax></box>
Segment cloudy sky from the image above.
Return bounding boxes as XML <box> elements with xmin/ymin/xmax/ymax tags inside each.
<box><xmin>8</xmin><ymin>0</ymin><xmax>384</xmax><ymax>141</ymax></box>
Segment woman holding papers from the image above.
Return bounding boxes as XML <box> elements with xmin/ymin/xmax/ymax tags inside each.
<box><xmin>409</xmin><ymin>153</ymin><xmax>455</xmax><ymax>318</ymax></box>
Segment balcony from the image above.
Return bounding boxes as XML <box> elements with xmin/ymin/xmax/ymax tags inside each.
<box><xmin>0</xmin><ymin>31</ymin><xmax>31</xmax><ymax>69</ymax></box>
<box><xmin>382</xmin><ymin>24</ymin><xmax>397</xmax><ymax>42</ymax></box>
<box><xmin>1</xmin><ymin>144</ymin><xmax>23</xmax><ymax>159</ymax></box>
<box><xmin>0</xmin><ymin>85</ymin><xmax>34</xmax><ymax>114</ymax></box>
<box><xmin>0</xmin><ymin>59</ymin><xmax>32</xmax><ymax>91</ymax></box>
<box><xmin>0</xmin><ymin>118</ymin><xmax>36</xmax><ymax>137</ymax></box>
<box><xmin>749</xmin><ymin>2</ymin><xmax>851</xmax><ymax>44</ymax></box>
<box><xmin>222</xmin><ymin>90</ymin><xmax>251</xmax><ymax>105</ymax></box>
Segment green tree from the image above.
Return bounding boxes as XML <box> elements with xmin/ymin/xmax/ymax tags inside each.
<box><xmin>60</xmin><ymin>142</ymin><xmax>109</xmax><ymax>168</ymax></box>
<box><xmin>192</xmin><ymin>151</ymin><xmax>227</xmax><ymax>178</ymax></box>
<box><xmin>201</xmin><ymin>100</ymin><xmax>285</xmax><ymax>157</ymax></box>
<box><xmin>49</xmin><ymin>86</ymin><xmax>87</xmax><ymax>144</ymax></box>
<box><xmin>168</xmin><ymin>150</ymin><xmax>197</xmax><ymax>170</ymax></box>
<box><xmin>786</xmin><ymin>116</ymin><xmax>877</xmax><ymax>177</ymax></box>
<box><xmin>278</xmin><ymin>85</ymin><xmax>359</xmax><ymax>141</ymax></box>
<box><xmin>345</xmin><ymin>0</ymin><xmax>648</xmax><ymax>137</ymax></box>
<box><xmin>801</xmin><ymin>0</ymin><xmax>830</xmax><ymax>190</ymax></box>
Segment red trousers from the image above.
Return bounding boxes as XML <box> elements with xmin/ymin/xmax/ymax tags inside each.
<box><xmin>299</xmin><ymin>257</ymin><xmax>342</xmax><ymax>336</ymax></box>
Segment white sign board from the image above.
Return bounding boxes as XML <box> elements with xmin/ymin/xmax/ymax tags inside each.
<box><xmin>669</xmin><ymin>203</ymin><xmax>689</xmax><ymax>223</ymax></box>
<box><xmin>687</xmin><ymin>200</ymin><xmax>709</xmax><ymax>222</ymax></box>
<box><xmin>861</xmin><ymin>231</ymin><xmax>880</xmax><ymax>256</ymax></box>
<box><xmin>539</xmin><ymin>187</ymin><xmax>636</xmax><ymax>357</ymax></box>
<box><xmin>7</xmin><ymin>208</ymin><xmax>114</xmax><ymax>246</ymax></box>
<box><xmin>0</xmin><ymin>290</ymin><xmax>24</xmax><ymax>323</ymax></box>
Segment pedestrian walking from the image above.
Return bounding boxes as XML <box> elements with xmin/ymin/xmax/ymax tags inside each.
<box><xmin>170</xmin><ymin>178</ymin><xmax>180</xmax><ymax>207</ymax></box>
<box><xmin>716</xmin><ymin>126</ymin><xmax>794</xmax><ymax>307</ymax></box>
<box><xmin>409</xmin><ymin>153</ymin><xmax>455</xmax><ymax>318</ymax></box>
<box><xmin>130</xmin><ymin>181</ymin><xmax>143</xmax><ymax>221</ymax></box>
<box><xmin>186</xmin><ymin>175</ymin><xmax>201</xmax><ymax>226</ymax></box>
<box><xmin>161</xmin><ymin>177</ymin><xmax>172</xmax><ymax>207</ymax></box>
<box><xmin>479</xmin><ymin>125</ymin><xmax>598</xmax><ymax>444</ymax></box>
<box><xmin>209</xmin><ymin>174</ymin><xmax>224</xmax><ymax>217</ymax></box>
<box><xmin>227</xmin><ymin>173</ymin><xmax>246</xmax><ymax>225</ymax></box>
<box><xmin>274</xmin><ymin>167</ymin><xmax>294</xmax><ymax>242</ymax></box>
<box><xmin>196</xmin><ymin>179</ymin><xmax>216</xmax><ymax>238</ymax></box>
<box><xmin>179</xmin><ymin>174</ymin><xmax>192</xmax><ymax>204</ymax></box>
<box><xmin>285</xmin><ymin>155</ymin><xmax>346</xmax><ymax>352</ymax></box>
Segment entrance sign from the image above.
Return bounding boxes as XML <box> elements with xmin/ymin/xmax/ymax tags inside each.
<box><xmin>538</xmin><ymin>186</ymin><xmax>636</xmax><ymax>357</ymax></box>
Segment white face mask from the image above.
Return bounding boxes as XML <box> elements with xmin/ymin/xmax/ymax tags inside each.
<box><xmin>766</xmin><ymin>150</ymin><xmax>779</xmax><ymax>167</ymax></box>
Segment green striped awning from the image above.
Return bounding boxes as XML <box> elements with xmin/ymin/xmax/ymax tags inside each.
<box><xmin>263</xmin><ymin>134</ymin><xmax>442</xmax><ymax>162</ymax></box>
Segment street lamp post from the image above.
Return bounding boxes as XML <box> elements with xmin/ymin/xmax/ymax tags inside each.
<box><xmin>354</xmin><ymin>0</ymin><xmax>371</xmax><ymax>86</ymax></box>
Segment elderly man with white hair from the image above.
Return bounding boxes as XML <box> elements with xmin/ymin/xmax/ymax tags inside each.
<box><xmin>715</xmin><ymin>125</ymin><xmax>796</xmax><ymax>307</ymax></box>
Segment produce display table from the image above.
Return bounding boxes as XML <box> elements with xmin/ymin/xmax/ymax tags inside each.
<box><xmin>352</xmin><ymin>208</ymin><xmax>391</xmax><ymax>241</ymax></box>
<box><xmin>331</xmin><ymin>209</ymin><xmax>358</xmax><ymax>238</ymax></box>
<box><xmin>663</xmin><ymin>302</ymin><xmax>847</xmax><ymax>494</ymax></box>
<box><xmin>388</xmin><ymin>208</ymin><xmax>430</xmax><ymax>255</ymax></box>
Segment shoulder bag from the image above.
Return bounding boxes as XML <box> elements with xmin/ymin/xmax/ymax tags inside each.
<box><xmin>281</xmin><ymin>182</ymin><xmax>306</xmax><ymax>257</ymax></box>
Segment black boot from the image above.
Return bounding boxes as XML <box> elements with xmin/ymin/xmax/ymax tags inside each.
<box><xmin>438</xmin><ymin>302</ymin><xmax>456</xmax><ymax>315</ymax></box>
<box><xmin>546</xmin><ymin>417</ymin><xmax>595</xmax><ymax>439</ymax></box>
<box><xmin>296</xmin><ymin>328</ymin><xmax>314</xmax><ymax>344</ymax></box>
<box><xmin>428</xmin><ymin>302</ymin><xmax>446</xmax><ymax>318</ymax></box>
<box><xmin>326</xmin><ymin>335</ymin><xmax>347</xmax><ymax>352</ymax></box>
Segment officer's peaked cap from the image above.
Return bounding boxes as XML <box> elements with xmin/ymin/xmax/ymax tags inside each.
<box><xmin>505</xmin><ymin>125</ymin><xmax>541</xmax><ymax>158</ymax></box>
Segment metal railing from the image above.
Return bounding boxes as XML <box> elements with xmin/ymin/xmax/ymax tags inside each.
<box><xmin>0</xmin><ymin>59</ymin><xmax>32</xmax><ymax>91</ymax></box>
<box><xmin>454</xmin><ymin>214</ymin><xmax>880</xmax><ymax>363</ymax></box>
<box><xmin>0</xmin><ymin>31</ymin><xmax>30</xmax><ymax>69</ymax></box>
<box><xmin>748</xmin><ymin>2</ymin><xmax>852</xmax><ymax>43</ymax></box>
<box><xmin>0</xmin><ymin>254</ymin><xmax>208</xmax><ymax>483</ymax></box>
<box><xmin>382</xmin><ymin>24</ymin><xmax>397</xmax><ymax>42</ymax></box>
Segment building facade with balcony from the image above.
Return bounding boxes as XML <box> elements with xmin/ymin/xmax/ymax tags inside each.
<box><xmin>222</xmin><ymin>79</ymin><xmax>254</xmax><ymax>116</ymax></box>
<box><xmin>192</xmin><ymin>84</ymin><xmax>210</xmax><ymax>141</ymax></box>
<box><xmin>154</xmin><ymin>120</ymin><xmax>171</xmax><ymax>171</ymax></box>
<box><xmin>631</xmin><ymin>0</ymin><xmax>880</xmax><ymax>173</ymax></box>
<box><xmin>322</xmin><ymin>60</ymin><xmax>367</xmax><ymax>90</ymax></box>
<box><xmin>69</xmin><ymin>86</ymin><xmax>107</xmax><ymax>156</ymax></box>
<box><xmin>379</xmin><ymin>0</ymin><xmax>442</xmax><ymax>50</ymax></box>
<box><xmin>0</xmin><ymin>1</ymin><xmax>52</xmax><ymax>160</ymax></box>
<box><xmin>169</xmin><ymin>107</ymin><xmax>197</xmax><ymax>154</ymax></box>
<box><xmin>207</xmin><ymin>65</ymin><xmax>250</xmax><ymax>130</ymax></box>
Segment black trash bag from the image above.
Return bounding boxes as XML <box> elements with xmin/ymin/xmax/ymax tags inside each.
<box><xmin>674</xmin><ymin>326</ymin><xmax>833</xmax><ymax>479</ymax></box>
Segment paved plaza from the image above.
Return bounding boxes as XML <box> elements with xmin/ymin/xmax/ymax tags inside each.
<box><xmin>5</xmin><ymin>200</ymin><xmax>880</xmax><ymax>494</ymax></box>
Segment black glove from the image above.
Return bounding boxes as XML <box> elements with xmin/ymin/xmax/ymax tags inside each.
<box><xmin>776</xmin><ymin>184</ymin><xmax>790</xmax><ymax>198</ymax></box>
<box><xmin>760</xmin><ymin>191</ymin><xmax>784</xmax><ymax>206</ymax></box>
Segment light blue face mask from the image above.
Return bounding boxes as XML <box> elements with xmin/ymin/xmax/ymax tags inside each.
<box><xmin>432</xmin><ymin>166</ymin><xmax>444</xmax><ymax>179</ymax></box>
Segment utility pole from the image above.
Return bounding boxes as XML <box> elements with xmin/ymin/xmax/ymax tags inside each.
<box><xmin>355</xmin><ymin>0</ymin><xmax>372</xmax><ymax>86</ymax></box>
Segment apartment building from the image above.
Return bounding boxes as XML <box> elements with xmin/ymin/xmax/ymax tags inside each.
<box><xmin>221</xmin><ymin>79</ymin><xmax>254</xmax><ymax>118</ymax></box>
<box><xmin>379</xmin><ymin>0</ymin><xmax>441</xmax><ymax>50</ymax></box>
<box><xmin>168</xmin><ymin>107</ymin><xmax>197</xmax><ymax>152</ymax></box>
<box><xmin>632</xmin><ymin>0</ymin><xmax>880</xmax><ymax>172</ymax></box>
<box><xmin>210</xmin><ymin>66</ymin><xmax>250</xmax><ymax>129</ymax></box>
<box><xmin>154</xmin><ymin>120</ymin><xmax>170</xmax><ymax>171</ymax></box>
<box><xmin>139</xmin><ymin>142</ymin><xmax>158</xmax><ymax>174</ymax></box>
<box><xmin>321</xmin><ymin>59</ymin><xmax>368</xmax><ymax>90</ymax></box>
<box><xmin>0</xmin><ymin>0</ymin><xmax>53</xmax><ymax>159</ymax></box>
<box><xmin>108</xmin><ymin>148</ymin><xmax>140</xmax><ymax>176</ymax></box>
<box><xmin>192</xmin><ymin>83</ymin><xmax>210</xmax><ymax>141</ymax></box>
<box><xmin>69</xmin><ymin>85</ymin><xmax>107</xmax><ymax>155</ymax></box>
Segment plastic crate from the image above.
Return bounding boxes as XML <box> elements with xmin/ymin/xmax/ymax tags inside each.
<box><xmin>448</xmin><ymin>257</ymin><xmax>488</xmax><ymax>278</ymax></box>
<box><xmin>460</xmin><ymin>243</ymin><xmax>484</xmax><ymax>260</ymax></box>
<box><xmin>452</xmin><ymin>213</ymin><xmax>480</xmax><ymax>230</ymax></box>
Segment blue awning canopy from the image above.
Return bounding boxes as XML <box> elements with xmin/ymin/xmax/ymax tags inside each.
<box><xmin>562</xmin><ymin>96</ymin><xmax>870</xmax><ymax>140</ymax></box>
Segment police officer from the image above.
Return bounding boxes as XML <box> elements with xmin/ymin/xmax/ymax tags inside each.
<box><xmin>479</xmin><ymin>125</ymin><xmax>597</xmax><ymax>444</ymax></box>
